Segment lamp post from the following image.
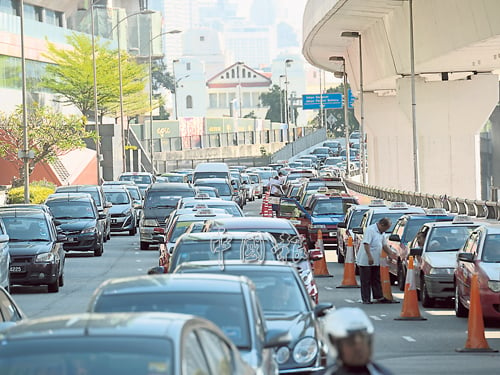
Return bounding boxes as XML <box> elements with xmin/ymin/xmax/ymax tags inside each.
<box><xmin>330</xmin><ymin>56</ymin><xmax>351</xmax><ymax>176</ymax></box>
<box><xmin>409</xmin><ymin>0</ymin><xmax>420</xmax><ymax>192</ymax></box>
<box><xmin>284</xmin><ymin>59</ymin><xmax>293</xmax><ymax>125</ymax></box>
<box><xmin>90</xmin><ymin>1</ymin><xmax>101</xmax><ymax>184</ymax></box>
<box><xmin>109</xmin><ymin>9</ymin><xmax>154</xmax><ymax>173</ymax></box>
<box><xmin>172</xmin><ymin>59</ymin><xmax>179</xmax><ymax>120</ymax></box>
<box><xmin>341</xmin><ymin>31</ymin><xmax>366</xmax><ymax>184</ymax></box>
<box><xmin>19</xmin><ymin>0</ymin><xmax>29</xmax><ymax>202</ymax></box>
<box><xmin>279</xmin><ymin>75</ymin><xmax>285</xmax><ymax>123</ymax></box>
<box><xmin>236</xmin><ymin>62</ymin><xmax>244</xmax><ymax>118</ymax></box>
<box><xmin>148</xmin><ymin>29</ymin><xmax>181</xmax><ymax>173</ymax></box>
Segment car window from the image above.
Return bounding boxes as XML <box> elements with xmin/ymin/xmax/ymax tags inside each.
<box><xmin>427</xmin><ymin>226</ymin><xmax>477</xmax><ymax>252</ymax></box>
<box><xmin>197</xmin><ymin>329</ymin><xmax>233</xmax><ymax>375</ymax></box>
<box><xmin>125</xmin><ymin>187</ymin><xmax>141</xmax><ymax>200</ymax></box>
<box><xmin>0</xmin><ymin>289</ymin><xmax>23</xmax><ymax>322</ymax></box>
<box><xmin>2</xmin><ymin>217</ymin><xmax>50</xmax><ymax>241</ymax></box>
<box><xmin>481</xmin><ymin>234</ymin><xmax>500</xmax><ymax>262</ymax></box>
<box><xmin>46</xmin><ymin>201</ymin><xmax>96</xmax><ymax>219</ymax></box>
<box><xmin>183</xmin><ymin>331</ymin><xmax>210</xmax><ymax>375</ymax></box>
<box><xmin>105</xmin><ymin>191</ymin><xmax>130</xmax><ymax>205</ymax></box>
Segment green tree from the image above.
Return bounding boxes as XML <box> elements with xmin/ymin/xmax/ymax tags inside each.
<box><xmin>260</xmin><ymin>84</ymin><xmax>285</xmax><ymax>123</ymax></box>
<box><xmin>151</xmin><ymin>59</ymin><xmax>174</xmax><ymax>120</ymax></box>
<box><xmin>41</xmin><ymin>33</ymin><xmax>149</xmax><ymax>121</ymax></box>
<box><xmin>310</xmin><ymin>83</ymin><xmax>359</xmax><ymax>138</ymax></box>
<box><xmin>0</xmin><ymin>103</ymin><xmax>94</xmax><ymax>186</ymax></box>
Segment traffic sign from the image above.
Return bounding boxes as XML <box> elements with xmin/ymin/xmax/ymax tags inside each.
<box><xmin>302</xmin><ymin>90</ymin><xmax>356</xmax><ymax>110</ymax></box>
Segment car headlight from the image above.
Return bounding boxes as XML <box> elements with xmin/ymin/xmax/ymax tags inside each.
<box><xmin>275</xmin><ymin>346</ymin><xmax>290</xmax><ymax>364</ymax></box>
<box><xmin>293</xmin><ymin>337</ymin><xmax>318</xmax><ymax>364</ymax></box>
<box><xmin>142</xmin><ymin>219</ymin><xmax>159</xmax><ymax>227</ymax></box>
<box><xmin>488</xmin><ymin>280</ymin><xmax>500</xmax><ymax>292</ymax></box>
<box><xmin>122</xmin><ymin>208</ymin><xmax>132</xmax><ymax>216</ymax></box>
<box><xmin>81</xmin><ymin>227</ymin><xmax>96</xmax><ymax>234</ymax></box>
<box><xmin>35</xmin><ymin>252</ymin><xmax>55</xmax><ymax>263</ymax></box>
<box><xmin>429</xmin><ymin>267</ymin><xmax>454</xmax><ymax>275</ymax></box>
<box><xmin>310</xmin><ymin>224</ymin><xmax>326</xmax><ymax>229</ymax></box>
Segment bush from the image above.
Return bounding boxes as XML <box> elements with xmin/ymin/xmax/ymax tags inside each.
<box><xmin>7</xmin><ymin>181</ymin><xmax>56</xmax><ymax>204</ymax></box>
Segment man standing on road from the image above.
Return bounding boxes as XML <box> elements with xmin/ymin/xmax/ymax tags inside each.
<box><xmin>356</xmin><ymin>217</ymin><xmax>393</xmax><ymax>304</ymax></box>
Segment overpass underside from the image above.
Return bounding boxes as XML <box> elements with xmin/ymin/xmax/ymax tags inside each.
<box><xmin>303</xmin><ymin>0</ymin><xmax>500</xmax><ymax>199</ymax></box>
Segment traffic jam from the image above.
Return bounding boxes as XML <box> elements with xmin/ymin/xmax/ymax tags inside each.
<box><xmin>0</xmin><ymin>143</ymin><xmax>499</xmax><ymax>374</ymax></box>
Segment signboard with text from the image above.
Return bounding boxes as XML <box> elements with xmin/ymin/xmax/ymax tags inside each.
<box><xmin>302</xmin><ymin>90</ymin><xmax>355</xmax><ymax>110</ymax></box>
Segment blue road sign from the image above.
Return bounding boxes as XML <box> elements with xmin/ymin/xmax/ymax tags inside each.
<box><xmin>302</xmin><ymin>90</ymin><xmax>356</xmax><ymax>110</ymax></box>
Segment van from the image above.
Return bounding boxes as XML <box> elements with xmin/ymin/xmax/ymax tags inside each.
<box><xmin>192</xmin><ymin>162</ymin><xmax>230</xmax><ymax>182</ymax></box>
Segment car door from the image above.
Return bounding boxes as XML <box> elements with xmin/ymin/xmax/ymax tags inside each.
<box><xmin>456</xmin><ymin>230</ymin><xmax>481</xmax><ymax>307</ymax></box>
<box><xmin>197</xmin><ymin>328</ymin><xmax>238</xmax><ymax>375</ymax></box>
<box><xmin>182</xmin><ymin>330</ymin><xmax>211</xmax><ymax>375</ymax></box>
<box><xmin>388</xmin><ymin>218</ymin><xmax>407</xmax><ymax>276</ymax></box>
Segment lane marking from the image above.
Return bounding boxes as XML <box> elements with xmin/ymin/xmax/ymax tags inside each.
<box><xmin>402</xmin><ymin>336</ymin><xmax>416</xmax><ymax>342</ymax></box>
<box><xmin>370</xmin><ymin>315</ymin><xmax>382</xmax><ymax>321</ymax></box>
<box><xmin>324</xmin><ymin>286</ymin><xmax>334</xmax><ymax>290</ymax></box>
<box><xmin>136</xmin><ymin>259</ymin><xmax>142</xmax><ymax>262</ymax></box>
<box><xmin>345</xmin><ymin>299</ymin><xmax>356</xmax><ymax>303</ymax></box>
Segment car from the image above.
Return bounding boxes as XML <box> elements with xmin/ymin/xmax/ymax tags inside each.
<box><xmin>140</xmin><ymin>182</ymin><xmax>197</xmax><ymax>250</ymax></box>
<box><xmin>45</xmin><ymin>193</ymin><xmax>106</xmax><ymax>256</ymax></box>
<box><xmin>455</xmin><ymin>223</ymin><xmax>500</xmax><ymax>320</ymax></box>
<box><xmin>174</xmin><ymin>261</ymin><xmax>333</xmax><ymax>373</ymax></box>
<box><xmin>248</xmin><ymin>172</ymin><xmax>264</xmax><ymax>198</ymax></box>
<box><xmin>0</xmin><ymin>219</ymin><xmax>10</xmax><ymax>292</ymax></box>
<box><xmin>323</xmin><ymin>156</ymin><xmax>344</xmax><ymax>168</ymax></box>
<box><xmin>88</xmin><ymin>273</ymin><xmax>285</xmax><ymax>374</ymax></box>
<box><xmin>0</xmin><ymin>208</ymin><xmax>65</xmax><ymax>292</ymax></box>
<box><xmin>160</xmin><ymin>172</ymin><xmax>189</xmax><ymax>183</ymax></box>
<box><xmin>123</xmin><ymin>184</ymin><xmax>143</xmax><ymax>226</ymax></box>
<box><xmin>322</xmin><ymin>140</ymin><xmax>343</xmax><ymax>156</ymax></box>
<box><xmin>0</xmin><ymin>286</ymin><xmax>25</xmax><ymax>328</ymax></box>
<box><xmin>193</xmin><ymin>162</ymin><xmax>231</xmax><ymax>182</ymax></box>
<box><xmin>408</xmin><ymin>216</ymin><xmax>482</xmax><ymax>307</ymax></box>
<box><xmin>118</xmin><ymin>171</ymin><xmax>156</xmax><ymax>197</ymax></box>
<box><xmin>177</xmin><ymin>197</ymin><xmax>244</xmax><ymax>217</ymax></box>
<box><xmin>196</xmin><ymin>185</ymin><xmax>221</xmax><ymax>198</ymax></box>
<box><xmin>309</xmin><ymin>147</ymin><xmax>333</xmax><ymax>163</ymax></box>
<box><xmin>254</xmin><ymin>169</ymin><xmax>278</xmax><ymax>193</ymax></box>
<box><xmin>241</xmin><ymin>173</ymin><xmax>257</xmax><ymax>202</ymax></box>
<box><xmin>230</xmin><ymin>178</ymin><xmax>246</xmax><ymax>208</ymax></box>
<box><xmin>102</xmin><ymin>186</ymin><xmax>138</xmax><ymax>235</ymax></box>
<box><xmin>194</xmin><ymin>178</ymin><xmax>238</xmax><ymax>204</ymax></box>
<box><xmin>0</xmin><ymin>311</ymin><xmax>255</xmax><ymax>375</ymax></box>
<box><xmin>201</xmin><ymin>217</ymin><xmax>319</xmax><ymax>303</ymax></box>
<box><xmin>386</xmin><ymin>208</ymin><xmax>455</xmax><ymax>287</ymax></box>
<box><xmin>54</xmin><ymin>184</ymin><xmax>112</xmax><ymax>242</ymax></box>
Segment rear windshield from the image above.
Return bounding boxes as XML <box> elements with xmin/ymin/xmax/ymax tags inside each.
<box><xmin>144</xmin><ymin>191</ymin><xmax>195</xmax><ymax>209</ymax></box>
<box><xmin>46</xmin><ymin>201</ymin><xmax>96</xmax><ymax>219</ymax></box>
<box><xmin>194</xmin><ymin>171</ymin><xmax>228</xmax><ymax>180</ymax></box>
<box><xmin>119</xmin><ymin>174</ymin><xmax>152</xmax><ymax>185</ymax></box>
<box><xmin>196</xmin><ymin>182</ymin><xmax>231</xmax><ymax>196</ymax></box>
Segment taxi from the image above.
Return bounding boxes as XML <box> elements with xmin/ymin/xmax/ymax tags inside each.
<box><xmin>454</xmin><ymin>223</ymin><xmax>500</xmax><ymax>320</ymax></box>
<box><xmin>408</xmin><ymin>215</ymin><xmax>481</xmax><ymax>307</ymax></box>
<box><xmin>387</xmin><ymin>208</ymin><xmax>455</xmax><ymax>289</ymax></box>
<box><xmin>336</xmin><ymin>199</ymin><xmax>386</xmax><ymax>263</ymax></box>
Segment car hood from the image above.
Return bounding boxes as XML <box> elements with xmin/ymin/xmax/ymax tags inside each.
<box><xmin>9</xmin><ymin>241</ymin><xmax>53</xmax><ymax>255</ymax></box>
<box><xmin>423</xmin><ymin>252</ymin><xmax>457</xmax><ymax>268</ymax></box>
<box><xmin>142</xmin><ymin>207</ymin><xmax>174</xmax><ymax>222</ymax></box>
<box><xmin>109</xmin><ymin>204</ymin><xmax>131</xmax><ymax>214</ymax></box>
<box><xmin>265</xmin><ymin>311</ymin><xmax>315</xmax><ymax>343</ymax></box>
<box><xmin>311</xmin><ymin>215</ymin><xmax>343</xmax><ymax>225</ymax></box>
<box><xmin>57</xmin><ymin>219</ymin><xmax>97</xmax><ymax>231</ymax></box>
<box><xmin>480</xmin><ymin>263</ymin><xmax>500</xmax><ymax>280</ymax></box>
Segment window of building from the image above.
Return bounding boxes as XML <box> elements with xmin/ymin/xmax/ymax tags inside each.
<box><xmin>186</xmin><ymin>62</ymin><xmax>191</xmax><ymax>71</ymax></box>
<box><xmin>225</xmin><ymin>72</ymin><xmax>229</xmax><ymax>79</ymax></box>
<box><xmin>24</xmin><ymin>4</ymin><xmax>42</xmax><ymax>22</ymax></box>
<box><xmin>45</xmin><ymin>9</ymin><xmax>63</xmax><ymax>27</ymax></box>
<box><xmin>0</xmin><ymin>0</ymin><xmax>17</xmax><ymax>15</ymax></box>
<box><xmin>220</xmin><ymin>76</ymin><xmax>224</xmax><ymax>79</ymax></box>
<box><xmin>231</xmin><ymin>69</ymin><xmax>236</xmax><ymax>79</ymax></box>
<box><xmin>200</xmin><ymin>35</ymin><xmax>205</xmax><ymax>42</ymax></box>
<box><xmin>243</xmin><ymin>93</ymin><xmax>251</xmax><ymax>107</ymax></box>
<box><xmin>252</xmin><ymin>93</ymin><xmax>260</xmax><ymax>107</ymax></box>
<box><xmin>219</xmin><ymin>93</ymin><xmax>227</xmax><ymax>108</ymax></box>
<box><xmin>209</xmin><ymin>93</ymin><xmax>217</xmax><ymax>108</ymax></box>
<box><xmin>242</xmin><ymin>69</ymin><xmax>246</xmax><ymax>78</ymax></box>
<box><xmin>186</xmin><ymin>95</ymin><xmax>193</xmax><ymax>109</ymax></box>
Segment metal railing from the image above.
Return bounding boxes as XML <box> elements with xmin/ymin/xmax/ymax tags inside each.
<box><xmin>345</xmin><ymin>179</ymin><xmax>500</xmax><ymax>221</ymax></box>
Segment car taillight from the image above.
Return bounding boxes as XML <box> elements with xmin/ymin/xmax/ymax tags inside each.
<box><xmin>154</xmin><ymin>227</ymin><xmax>165</xmax><ymax>234</ymax></box>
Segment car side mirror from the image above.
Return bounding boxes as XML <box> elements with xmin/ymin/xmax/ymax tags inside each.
<box><xmin>147</xmin><ymin>266</ymin><xmax>166</xmax><ymax>275</ymax></box>
<box><xmin>457</xmin><ymin>252</ymin><xmax>474</xmax><ymax>263</ymax></box>
<box><xmin>314</xmin><ymin>302</ymin><xmax>333</xmax><ymax>318</ymax></box>
<box><xmin>133</xmin><ymin>203</ymin><xmax>142</xmax><ymax>209</ymax></box>
<box><xmin>337</xmin><ymin>222</ymin><xmax>347</xmax><ymax>229</ymax></box>
<box><xmin>98</xmin><ymin>213</ymin><xmax>107</xmax><ymax>220</ymax></box>
<box><xmin>56</xmin><ymin>234</ymin><xmax>67</xmax><ymax>243</ymax></box>
<box><xmin>409</xmin><ymin>247</ymin><xmax>423</xmax><ymax>257</ymax></box>
<box><xmin>105</xmin><ymin>202</ymin><xmax>112</xmax><ymax>208</ymax></box>
<box><xmin>352</xmin><ymin>227</ymin><xmax>363</xmax><ymax>234</ymax></box>
<box><xmin>389</xmin><ymin>234</ymin><xmax>401</xmax><ymax>242</ymax></box>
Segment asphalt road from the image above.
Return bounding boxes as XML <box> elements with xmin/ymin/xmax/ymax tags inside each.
<box><xmin>11</xmin><ymin>198</ymin><xmax>500</xmax><ymax>374</ymax></box>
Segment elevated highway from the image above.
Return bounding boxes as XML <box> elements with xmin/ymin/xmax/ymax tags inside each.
<box><xmin>303</xmin><ymin>0</ymin><xmax>500</xmax><ymax>199</ymax></box>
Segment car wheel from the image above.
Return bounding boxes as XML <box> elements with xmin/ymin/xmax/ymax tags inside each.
<box><xmin>106</xmin><ymin>230</ymin><xmax>111</xmax><ymax>241</ymax></box>
<box><xmin>337</xmin><ymin>247</ymin><xmax>345</xmax><ymax>264</ymax></box>
<box><xmin>455</xmin><ymin>283</ymin><xmax>468</xmax><ymax>318</ymax></box>
<box><xmin>129</xmin><ymin>227</ymin><xmax>137</xmax><ymax>236</ymax></box>
<box><xmin>140</xmin><ymin>241</ymin><xmax>149</xmax><ymax>251</ymax></box>
<box><xmin>47</xmin><ymin>278</ymin><xmax>59</xmax><ymax>293</ymax></box>
<box><xmin>397</xmin><ymin>262</ymin><xmax>406</xmax><ymax>291</ymax></box>
<box><xmin>58</xmin><ymin>269</ymin><xmax>64</xmax><ymax>287</ymax></box>
<box><xmin>421</xmin><ymin>276</ymin><xmax>434</xmax><ymax>307</ymax></box>
<box><xmin>94</xmin><ymin>241</ymin><xmax>103</xmax><ymax>257</ymax></box>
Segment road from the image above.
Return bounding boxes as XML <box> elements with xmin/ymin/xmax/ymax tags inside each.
<box><xmin>11</xmin><ymin>198</ymin><xmax>500</xmax><ymax>375</ymax></box>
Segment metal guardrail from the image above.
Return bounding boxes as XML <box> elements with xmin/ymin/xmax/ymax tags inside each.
<box><xmin>345</xmin><ymin>179</ymin><xmax>500</xmax><ymax>221</ymax></box>
<box><xmin>271</xmin><ymin>127</ymin><xmax>327</xmax><ymax>163</ymax></box>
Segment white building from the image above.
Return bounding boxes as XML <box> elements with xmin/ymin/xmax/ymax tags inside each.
<box><xmin>173</xmin><ymin>58</ymin><xmax>207</xmax><ymax>119</ymax></box>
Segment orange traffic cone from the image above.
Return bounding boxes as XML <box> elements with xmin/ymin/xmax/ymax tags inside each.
<box><xmin>260</xmin><ymin>192</ymin><xmax>269</xmax><ymax>215</ymax></box>
<box><xmin>313</xmin><ymin>230</ymin><xmax>333</xmax><ymax>278</ymax></box>
<box><xmin>379</xmin><ymin>254</ymin><xmax>398</xmax><ymax>302</ymax></box>
<box><xmin>456</xmin><ymin>273</ymin><xmax>498</xmax><ymax>352</ymax></box>
<box><xmin>395</xmin><ymin>256</ymin><xmax>426</xmax><ymax>320</ymax></box>
<box><xmin>337</xmin><ymin>236</ymin><xmax>359</xmax><ymax>288</ymax></box>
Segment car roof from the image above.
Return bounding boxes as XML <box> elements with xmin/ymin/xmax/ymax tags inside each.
<box><xmin>206</xmin><ymin>217</ymin><xmax>294</xmax><ymax>230</ymax></box>
<box><xmin>479</xmin><ymin>223</ymin><xmax>500</xmax><ymax>234</ymax></box>
<box><xmin>194</xmin><ymin>178</ymin><xmax>230</xmax><ymax>183</ymax></box>
<box><xmin>424</xmin><ymin>220</ymin><xmax>482</xmax><ymax>228</ymax></box>
<box><xmin>175</xmin><ymin>260</ymin><xmax>296</xmax><ymax>273</ymax></box>
<box><xmin>179</xmin><ymin>231</ymin><xmax>276</xmax><ymax>242</ymax></box>
<box><xmin>0</xmin><ymin>208</ymin><xmax>46</xmax><ymax>218</ymax></box>
<box><xmin>176</xmin><ymin>211</ymin><xmax>232</xmax><ymax>221</ymax></box>
<box><xmin>46</xmin><ymin>193</ymin><xmax>94</xmax><ymax>202</ymax></box>
<box><xmin>94</xmin><ymin>273</ymin><xmax>251</xmax><ymax>295</ymax></box>
<box><xmin>0</xmin><ymin>312</ymin><xmax>198</xmax><ymax>340</ymax></box>
<box><xmin>148</xmin><ymin>182</ymin><xmax>193</xmax><ymax>190</ymax></box>
<box><xmin>56</xmin><ymin>185</ymin><xmax>100</xmax><ymax>191</ymax></box>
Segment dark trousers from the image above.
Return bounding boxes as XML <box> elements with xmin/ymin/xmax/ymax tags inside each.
<box><xmin>359</xmin><ymin>265</ymin><xmax>383</xmax><ymax>303</ymax></box>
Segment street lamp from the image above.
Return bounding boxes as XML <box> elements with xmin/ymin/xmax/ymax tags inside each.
<box><xmin>236</xmin><ymin>62</ymin><xmax>244</xmax><ymax>118</ymax></box>
<box><xmin>109</xmin><ymin>9</ymin><xmax>154</xmax><ymax>173</ymax></box>
<box><xmin>329</xmin><ymin>56</ymin><xmax>351</xmax><ymax>176</ymax></box>
<box><xmin>279</xmin><ymin>75</ymin><xmax>285</xmax><ymax>123</ymax></box>
<box><xmin>19</xmin><ymin>0</ymin><xmax>29</xmax><ymax>202</ymax></box>
<box><xmin>341</xmin><ymin>31</ymin><xmax>366</xmax><ymax>184</ymax></box>
<box><xmin>90</xmin><ymin>0</ymin><xmax>101</xmax><ymax>183</ymax></box>
<box><xmin>148</xmin><ymin>29</ymin><xmax>182</xmax><ymax>173</ymax></box>
<box><xmin>284</xmin><ymin>59</ymin><xmax>293</xmax><ymax>125</ymax></box>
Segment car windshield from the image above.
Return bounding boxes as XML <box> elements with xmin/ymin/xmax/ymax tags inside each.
<box><xmin>125</xmin><ymin>187</ymin><xmax>141</xmax><ymax>200</ymax></box>
<box><xmin>105</xmin><ymin>191</ymin><xmax>130</xmax><ymax>205</ymax></box>
<box><xmin>371</xmin><ymin>213</ymin><xmax>412</xmax><ymax>233</ymax></box>
<box><xmin>0</xmin><ymin>337</ymin><xmax>173</xmax><ymax>375</ymax></box>
<box><xmin>119</xmin><ymin>175</ymin><xmax>152</xmax><ymax>185</ymax></box>
<box><xmin>46</xmin><ymin>202</ymin><xmax>96</xmax><ymax>219</ymax></box>
<box><xmin>93</xmin><ymin>292</ymin><xmax>251</xmax><ymax>349</ymax></box>
<box><xmin>249</xmin><ymin>175</ymin><xmax>259</xmax><ymax>183</ymax></box>
<box><xmin>196</xmin><ymin>183</ymin><xmax>231</xmax><ymax>196</ymax></box>
<box><xmin>58</xmin><ymin>189</ymin><xmax>101</xmax><ymax>206</ymax></box>
<box><xmin>170</xmin><ymin>220</ymin><xmax>198</xmax><ymax>242</ymax></box>
<box><xmin>349</xmin><ymin>209</ymin><xmax>367</xmax><ymax>228</ymax></box>
<box><xmin>2</xmin><ymin>217</ymin><xmax>50</xmax><ymax>241</ymax></box>
<box><xmin>145</xmin><ymin>192</ymin><xmax>193</xmax><ymax>209</ymax></box>
<box><xmin>482</xmin><ymin>234</ymin><xmax>500</xmax><ymax>262</ymax></box>
<box><xmin>312</xmin><ymin>200</ymin><xmax>344</xmax><ymax>215</ymax></box>
<box><xmin>426</xmin><ymin>226</ymin><xmax>477</xmax><ymax>252</ymax></box>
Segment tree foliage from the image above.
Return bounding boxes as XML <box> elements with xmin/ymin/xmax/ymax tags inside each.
<box><xmin>260</xmin><ymin>85</ymin><xmax>285</xmax><ymax>123</ymax></box>
<box><xmin>41</xmin><ymin>33</ymin><xmax>150</xmax><ymax>120</ymax></box>
<box><xmin>0</xmin><ymin>103</ymin><xmax>94</xmax><ymax>186</ymax></box>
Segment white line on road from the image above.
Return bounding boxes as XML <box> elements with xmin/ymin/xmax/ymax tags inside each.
<box><xmin>402</xmin><ymin>336</ymin><xmax>416</xmax><ymax>342</ymax></box>
<box><xmin>370</xmin><ymin>315</ymin><xmax>382</xmax><ymax>321</ymax></box>
<box><xmin>136</xmin><ymin>259</ymin><xmax>142</xmax><ymax>262</ymax></box>
<box><xmin>345</xmin><ymin>299</ymin><xmax>357</xmax><ymax>303</ymax></box>
<box><xmin>324</xmin><ymin>286</ymin><xmax>334</xmax><ymax>290</ymax></box>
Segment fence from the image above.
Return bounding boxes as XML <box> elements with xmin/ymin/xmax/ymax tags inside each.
<box><xmin>345</xmin><ymin>179</ymin><xmax>500</xmax><ymax>221</ymax></box>
<box><xmin>271</xmin><ymin>127</ymin><xmax>327</xmax><ymax>163</ymax></box>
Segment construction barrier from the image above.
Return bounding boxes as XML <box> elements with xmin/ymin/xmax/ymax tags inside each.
<box><xmin>313</xmin><ymin>230</ymin><xmax>333</xmax><ymax>278</ymax></box>
<box><xmin>456</xmin><ymin>273</ymin><xmax>498</xmax><ymax>352</ymax></box>
<box><xmin>379</xmin><ymin>254</ymin><xmax>398</xmax><ymax>302</ymax></box>
<box><xmin>395</xmin><ymin>256</ymin><xmax>426</xmax><ymax>320</ymax></box>
<box><xmin>337</xmin><ymin>235</ymin><xmax>359</xmax><ymax>288</ymax></box>
<box><xmin>260</xmin><ymin>192</ymin><xmax>270</xmax><ymax>216</ymax></box>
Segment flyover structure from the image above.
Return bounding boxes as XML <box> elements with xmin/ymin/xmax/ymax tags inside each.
<box><xmin>303</xmin><ymin>0</ymin><xmax>500</xmax><ymax>199</ymax></box>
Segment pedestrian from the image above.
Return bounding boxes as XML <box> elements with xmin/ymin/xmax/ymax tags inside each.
<box><xmin>268</xmin><ymin>176</ymin><xmax>283</xmax><ymax>215</ymax></box>
<box><xmin>356</xmin><ymin>217</ymin><xmax>393</xmax><ymax>304</ymax></box>
<box><xmin>322</xmin><ymin>307</ymin><xmax>395</xmax><ymax>375</ymax></box>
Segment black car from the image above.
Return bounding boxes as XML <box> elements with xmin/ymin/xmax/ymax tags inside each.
<box><xmin>174</xmin><ymin>261</ymin><xmax>333</xmax><ymax>373</ymax></box>
<box><xmin>0</xmin><ymin>208</ymin><xmax>66</xmax><ymax>293</ymax></box>
<box><xmin>45</xmin><ymin>193</ymin><xmax>106</xmax><ymax>256</ymax></box>
<box><xmin>54</xmin><ymin>185</ymin><xmax>112</xmax><ymax>242</ymax></box>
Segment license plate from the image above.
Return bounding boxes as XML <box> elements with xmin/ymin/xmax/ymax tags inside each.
<box><xmin>67</xmin><ymin>237</ymin><xmax>78</xmax><ymax>242</ymax></box>
<box><xmin>111</xmin><ymin>219</ymin><xmax>117</xmax><ymax>224</ymax></box>
<box><xmin>329</xmin><ymin>232</ymin><xmax>337</xmax><ymax>237</ymax></box>
<box><xmin>9</xmin><ymin>266</ymin><xmax>24</xmax><ymax>273</ymax></box>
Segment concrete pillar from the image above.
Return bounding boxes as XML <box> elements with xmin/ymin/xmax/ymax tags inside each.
<box><xmin>396</xmin><ymin>74</ymin><xmax>499</xmax><ymax>199</ymax></box>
